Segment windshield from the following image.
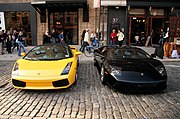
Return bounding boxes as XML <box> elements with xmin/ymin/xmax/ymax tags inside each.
<box><xmin>107</xmin><ymin>47</ymin><xmax>151</xmax><ymax>59</ymax></box>
<box><xmin>24</xmin><ymin>45</ymin><xmax>73</xmax><ymax>60</ymax></box>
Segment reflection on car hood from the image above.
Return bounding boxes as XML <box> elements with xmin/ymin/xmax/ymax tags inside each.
<box><xmin>107</xmin><ymin>58</ymin><xmax>165</xmax><ymax>80</ymax></box>
<box><xmin>108</xmin><ymin>59</ymin><xmax>162</xmax><ymax>72</ymax></box>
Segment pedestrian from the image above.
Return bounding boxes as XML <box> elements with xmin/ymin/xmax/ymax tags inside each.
<box><xmin>66</xmin><ymin>31</ymin><xmax>73</xmax><ymax>44</ymax></box>
<box><xmin>81</xmin><ymin>30</ymin><xmax>86</xmax><ymax>46</ymax></box>
<box><xmin>79</xmin><ymin>29</ymin><xmax>90</xmax><ymax>52</ymax></box>
<box><xmin>110</xmin><ymin>29</ymin><xmax>117</xmax><ymax>46</ymax></box>
<box><xmin>6</xmin><ymin>31</ymin><xmax>12</xmax><ymax>54</ymax></box>
<box><xmin>159</xmin><ymin>29</ymin><xmax>165</xmax><ymax>47</ymax></box>
<box><xmin>116</xmin><ymin>29</ymin><xmax>124</xmax><ymax>47</ymax></box>
<box><xmin>90</xmin><ymin>31</ymin><xmax>96</xmax><ymax>42</ymax></box>
<box><xmin>43</xmin><ymin>31</ymin><xmax>51</xmax><ymax>44</ymax></box>
<box><xmin>17</xmin><ymin>31</ymin><xmax>26</xmax><ymax>56</ymax></box>
<box><xmin>2</xmin><ymin>30</ymin><xmax>7</xmax><ymax>52</ymax></box>
<box><xmin>58</xmin><ymin>30</ymin><xmax>65</xmax><ymax>44</ymax></box>
<box><xmin>0</xmin><ymin>31</ymin><xmax>4</xmax><ymax>55</ymax></box>
<box><xmin>21</xmin><ymin>30</ymin><xmax>27</xmax><ymax>47</ymax></box>
<box><xmin>51</xmin><ymin>29</ymin><xmax>57</xmax><ymax>44</ymax></box>
<box><xmin>12</xmin><ymin>30</ymin><xmax>19</xmax><ymax>52</ymax></box>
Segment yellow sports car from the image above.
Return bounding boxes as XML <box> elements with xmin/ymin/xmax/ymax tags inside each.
<box><xmin>11</xmin><ymin>44</ymin><xmax>81</xmax><ymax>90</ymax></box>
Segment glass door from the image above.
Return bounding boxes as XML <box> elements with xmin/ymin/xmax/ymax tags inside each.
<box><xmin>50</xmin><ymin>11</ymin><xmax>78</xmax><ymax>45</ymax></box>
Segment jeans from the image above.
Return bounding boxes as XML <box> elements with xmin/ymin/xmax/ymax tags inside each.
<box><xmin>52</xmin><ymin>38</ymin><xmax>56</xmax><ymax>44</ymax></box>
<box><xmin>79</xmin><ymin>41</ymin><xmax>89</xmax><ymax>52</ymax></box>
<box><xmin>0</xmin><ymin>42</ymin><xmax>3</xmax><ymax>55</ymax></box>
<box><xmin>18</xmin><ymin>41</ymin><xmax>26</xmax><ymax>56</ymax></box>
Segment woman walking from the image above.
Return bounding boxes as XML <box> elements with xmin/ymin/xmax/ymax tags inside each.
<box><xmin>17</xmin><ymin>31</ymin><xmax>26</xmax><ymax>56</ymax></box>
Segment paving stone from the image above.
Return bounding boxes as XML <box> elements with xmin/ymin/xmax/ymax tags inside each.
<box><xmin>0</xmin><ymin>61</ymin><xmax>180</xmax><ymax>119</ymax></box>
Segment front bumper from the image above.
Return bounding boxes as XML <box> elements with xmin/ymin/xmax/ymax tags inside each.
<box><xmin>11</xmin><ymin>75</ymin><xmax>74</xmax><ymax>90</ymax></box>
<box><xmin>113</xmin><ymin>81</ymin><xmax>167</xmax><ymax>92</ymax></box>
<box><xmin>105</xmin><ymin>74</ymin><xmax>167</xmax><ymax>92</ymax></box>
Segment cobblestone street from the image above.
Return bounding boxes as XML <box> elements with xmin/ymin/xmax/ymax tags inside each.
<box><xmin>0</xmin><ymin>61</ymin><xmax>180</xmax><ymax>119</ymax></box>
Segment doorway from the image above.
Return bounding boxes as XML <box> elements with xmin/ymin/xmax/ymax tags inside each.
<box><xmin>150</xmin><ymin>17</ymin><xmax>167</xmax><ymax>44</ymax></box>
<box><xmin>129</xmin><ymin>16</ymin><xmax>146</xmax><ymax>45</ymax></box>
<box><xmin>49</xmin><ymin>11</ymin><xmax>78</xmax><ymax>45</ymax></box>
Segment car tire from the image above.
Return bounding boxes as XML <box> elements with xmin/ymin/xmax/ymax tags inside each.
<box><xmin>94</xmin><ymin>59</ymin><xmax>98</xmax><ymax>66</ymax></box>
<box><xmin>100</xmin><ymin>65</ymin><xmax>106</xmax><ymax>85</ymax></box>
<box><xmin>74</xmin><ymin>73</ymin><xmax>78</xmax><ymax>84</ymax></box>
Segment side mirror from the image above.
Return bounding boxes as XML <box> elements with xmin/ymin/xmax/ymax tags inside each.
<box><xmin>75</xmin><ymin>51</ymin><xmax>81</xmax><ymax>56</ymax></box>
<box><xmin>21</xmin><ymin>52</ymin><xmax>26</xmax><ymax>56</ymax></box>
<box><xmin>151</xmin><ymin>53</ymin><xmax>156</xmax><ymax>58</ymax></box>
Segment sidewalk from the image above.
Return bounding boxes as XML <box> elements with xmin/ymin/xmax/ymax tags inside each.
<box><xmin>0</xmin><ymin>45</ymin><xmax>93</xmax><ymax>62</ymax></box>
<box><xmin>0</xmin><ymin>45</ymin><xmax>179</xmax><ymax>62</ymax></box>
<box><xmin>0</xmin><ymin>46</ymin><xmax>33</xmax><ymax>61</ymax></box>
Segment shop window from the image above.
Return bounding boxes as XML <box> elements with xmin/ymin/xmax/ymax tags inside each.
<box><xmin>151</xmin><ymin>9</ymin><xmax>164</xmax><ymax>16</ymax></box>
<box><xmin>5</xmin><ymin>12</ymin><xmax>30</xmax><ymax>32</ymax></box>
<box><xmin>4</xmin><ymin>11</ymin><xmax>32</xmax><ymax>45</ymax></box>
<box><xmin>129</xmin><ymin>9</ymin><xmax>145</xmax><ymax>15</ymax></box>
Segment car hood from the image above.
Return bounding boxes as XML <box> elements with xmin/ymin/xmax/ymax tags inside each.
<box><xmin>107</xmin><ymin>58</ymin><xmax>165</xmax><ymax>79</ymax></box>
<box><xmin>14</xmin><ymin>59</ymin><xmax>73</xmax><ymax>77</ymax></box>
<box><xmin>108</xmin><ymin>58</ymin><xmax>161</xmax><ymax>70</ymax></box>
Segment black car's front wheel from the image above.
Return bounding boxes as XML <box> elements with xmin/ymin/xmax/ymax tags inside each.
<box><xmin>100</xmin><ymin>65</ymin><xmax>106</xmax><ymax>85</ymax></box>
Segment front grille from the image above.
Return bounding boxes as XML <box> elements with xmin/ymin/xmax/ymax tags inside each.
<box><xmin>113</xmin><ymin>81</ymin><xmax>167</xmax><ymax>92</ymax></box>
<box><xmin>12</xmin><ymin>79</ymin><xmax>26</xmax><ymax>87</ymax></box>
<box><xmin>52</xmin><ymin>79</ymin><xmax>69</xmax><ymax>87</ymax></box>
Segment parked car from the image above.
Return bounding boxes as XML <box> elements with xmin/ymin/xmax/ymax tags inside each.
<box><xmin>94</xmin><ymin>46</ymin><xmax>167</xmax><ymax>92</ymax></box>
<box><xmin>11</xmin><ymin>44</ymin><xmax>81</xmax><ymax>90</ymax></box>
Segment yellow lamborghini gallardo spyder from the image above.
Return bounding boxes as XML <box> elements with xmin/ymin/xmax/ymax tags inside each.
<box><xmin>11</xmin><ymin>44</ymin><xmax>81</xmax><ymax>89</ymax></box>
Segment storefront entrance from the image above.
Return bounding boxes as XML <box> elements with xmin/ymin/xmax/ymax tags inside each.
<box><xmin>49</xmin><ymin>11</ymin><xmax>78</xmax><ymax>45</ymax></box>
<box><xmin>129</xmin><ymin>16</ymin><xmax>147</xmax><ymax>45</ymax></box>
<box><xmin>150</xmin><ymin>17</ymin><xmax>167</xmax><ymax>44</ymax></box>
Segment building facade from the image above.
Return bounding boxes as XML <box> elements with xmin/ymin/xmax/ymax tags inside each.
<box><xmin>127</xmin><ymin>0</ymin><xmax>180</xmax><ymax>46</ymax></box>
<box><xmin>0</xmin><ymin>0</ymin><xmax>179</xmax><ymax>46</ymax></box>
<box><xmin>0</xmin><ymin>0</ymin><xmax>100</xmax><ymax>46</ymax></box>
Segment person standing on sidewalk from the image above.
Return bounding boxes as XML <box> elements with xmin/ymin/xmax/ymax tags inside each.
<box><xmin>110</xmin><ymin>29</ymin><xmax>117</xmax><ymax>46</ymax></box>
<box><xmin>6</xmin><ymin>31</ymin><xmax>12</xmax><ymax>54</ymax></box>
<box><xmin>58</xmin><ymin>30</ymin><xmax>65</xmax><ymax>44</ymax></box>
<box><xmin>116</xmin><ymin>29</ymin><xmax>124</xmax><ymax>47</ymax></box>
<box><xmin>51</xmin><ymin>29</ymin><xmax>57</xmax><ymax>44</ymax></box>
<box><xmin>0</xmin><ymin>31</ymin><xmax>4</xmax><ymax>55</ymax></box>
<box><xmin>12</xmin><ymin>30</ymin><xmax>19</xmax><ymax>52</ymax></box>
<box><xmin>43</xmin><ymin>31</ymin><xmax>51</xmax><ymax>44</ymax></box>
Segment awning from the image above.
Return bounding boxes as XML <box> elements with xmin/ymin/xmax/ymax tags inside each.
<box><xmin>31</xmin><ymin>0</ymin><xmax>87</xmax><ymax>14</ymax></box>
<box><xmin>128</xmin><ymin>1</ymin><xmax>180</xmax><ymax>8</ymax></box>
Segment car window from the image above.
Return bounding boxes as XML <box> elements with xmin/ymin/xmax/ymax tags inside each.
<box><xmin>107</xmin><ymin>47</ymin><xmax>151</xmax><ymax>59</ymax></box>
<box><xmin>24</xmin><ymin>45</ymin><xmax>73</xmax><ymax>60</ymax></box>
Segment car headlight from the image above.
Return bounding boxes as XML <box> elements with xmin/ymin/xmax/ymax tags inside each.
<box><xmin>13</xmin><ymin>62</ymin><xmax>19</xmax><ymax>71</ymax></box>
<box><xmin>110</xmin><ymin>65</ymin><xmax>122</xmax><ymax>76</ymax></box>
<box><xmin>61</xmin><ymin>62</ymin><xmax>72</xmax><ymax>75</ymax></box>
<box><xmin>156</xmin><ymin>65</ymin><xmax>166</xmax><ymax>76</ymax></box>
<box><xmin>12</xmin><ymin>63</ymin><xmax>19</xmax><ymax>76</ymax></box>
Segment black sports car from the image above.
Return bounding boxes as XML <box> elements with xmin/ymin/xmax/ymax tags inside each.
<box><xmin>94</xmin><ymin>46</ymin><xmax>167</xmax><ymax>92</ymax></box>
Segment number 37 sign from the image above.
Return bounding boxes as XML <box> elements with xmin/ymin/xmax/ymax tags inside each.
<box><xmin>112</xmin><ymin>18</ymin><xmax>119</xmax><ymax>23</ymax></box>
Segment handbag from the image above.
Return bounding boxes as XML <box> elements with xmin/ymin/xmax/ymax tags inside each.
<box><xmin>171</xmin><ymin>50</ymin><xmax>179</xmax><ymax>58</ymax></box>
<box><xmin>16</xmin><ymin>38</ymin><xmax>20</xmax><ymax>43</ymax></box>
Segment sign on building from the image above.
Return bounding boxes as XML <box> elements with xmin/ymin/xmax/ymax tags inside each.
<box><xmin>94</xmin><ymin>0</ymin><xmax>100</xmax><ymax>8</ymax></box>
<box><xmin>0</xmin><ymin>12</ymin><xmax>5</xmax><ymax>31</ymax></box>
